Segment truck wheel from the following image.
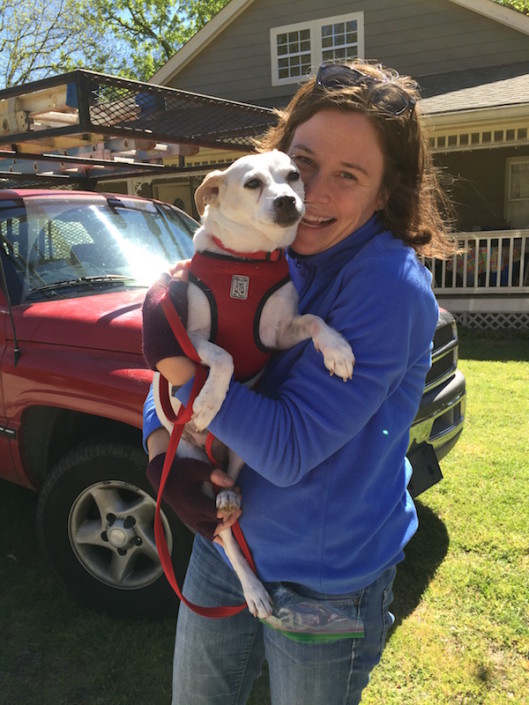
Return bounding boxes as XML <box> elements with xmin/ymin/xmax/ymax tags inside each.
<box><xmin>36</xmin><ymin>440</ymin><xmax>193</xmax><ymax>618</ymax></box>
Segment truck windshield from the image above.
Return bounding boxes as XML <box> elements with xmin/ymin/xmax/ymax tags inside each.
<box><xmin>0</xmin><ymin>193</ymin><xmax>196</xmax><ymax>303</ymax></box>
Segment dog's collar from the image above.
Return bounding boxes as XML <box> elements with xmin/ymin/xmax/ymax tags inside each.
<box><xmin>210</xmin><ymin>235</ymin><xmax>283</xmax><ymax>262</ymax></box>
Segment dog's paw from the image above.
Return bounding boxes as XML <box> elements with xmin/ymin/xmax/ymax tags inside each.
<box><xmin>244</xmin><ymin>580</ymin><xmax>274</xmax><ymax>619</ymax></box>
<box><xmin>317</xmin><ymin>336</ymin><xmax>355</xmax><ymax>381</ymax></box>
<box><xmin>216</xmin><ymin>489</ymin><xmax>241</xmax><ymax>515</ymax></box>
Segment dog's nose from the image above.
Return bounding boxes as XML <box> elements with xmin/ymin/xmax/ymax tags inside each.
<box><xmin>274</xmin><ymin>195</ymin><xmax>300</xmax><ymax>225</ymax></box>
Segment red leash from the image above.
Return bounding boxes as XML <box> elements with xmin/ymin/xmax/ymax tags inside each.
<box><xmin>153</xmin><ymin>292</ymin><xmax>255</xmax><ymax>617</ymax></box>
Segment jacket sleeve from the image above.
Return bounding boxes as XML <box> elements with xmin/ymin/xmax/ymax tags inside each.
<box><xmin>142</xmin><ymin>274</ymin><xmax>189</xmax><ymax>370</ymax></box>
<box><xmin>178</xmin><ymin>256</ymin><xmax>438</xmax><ymax>488</ymax></box>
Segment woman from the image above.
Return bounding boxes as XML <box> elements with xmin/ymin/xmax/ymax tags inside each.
<box><xmin>142</xmin><ymin>60</ymin><xmax>456</xmax><ymax>705</ymax></box>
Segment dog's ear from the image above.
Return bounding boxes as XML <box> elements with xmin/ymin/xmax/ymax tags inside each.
<box><xmin>194</xmin><ymin>170</ymin><xmax>224</xmax><ymax>216</ymax></box>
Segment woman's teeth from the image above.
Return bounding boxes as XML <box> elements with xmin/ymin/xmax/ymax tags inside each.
<box><xmin>302</xmin><ymin>215</ymin><xmax>334</xmax><ymax>227</ymax></box>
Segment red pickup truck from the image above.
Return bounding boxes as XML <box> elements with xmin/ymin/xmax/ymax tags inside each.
<box><xmin>0</xmin><ymin>189</ymin><xmax>465</xmax><ymax>618</ymax></box>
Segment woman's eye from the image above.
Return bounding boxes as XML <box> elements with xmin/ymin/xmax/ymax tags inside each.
<box><xmin>245</xmin><ymin>178</ymin><xmax>261</xmax><ymax>189</ymax></box>
<box><xmin>340</xmin><ymin>172</ymin><xmax>357</xmax><ymax>181</ymax></box>
<box><xmin>291</xmin><ymin>154</ymin><xmax>312</xmax><ymax>167</ymax></box>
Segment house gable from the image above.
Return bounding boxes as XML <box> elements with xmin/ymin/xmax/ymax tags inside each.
<box><xmin>151</xmin><ymin>0</ymin><xmax>529</xmax><ymax>104</ymax></box>
<box><xmin>449</xmin><ymin>0</ymin><xmax>529</xmax><ymax>34</ymax></box>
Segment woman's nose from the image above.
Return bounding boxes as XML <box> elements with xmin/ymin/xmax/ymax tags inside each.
<box><xmin>303</xmin><ymin>171</ymin><xmax>329</xmax><ymax>203</ymax></box>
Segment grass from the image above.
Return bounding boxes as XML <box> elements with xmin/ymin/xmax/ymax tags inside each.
<box><xmin>0</xmin><ymin>330</ymin><xmax>528</xmax><ymax>704</ymax></box>
<box><xmin>362</xmin><ymin>330</ymin><xmax>529</xmax><ymax>705</ymax></box>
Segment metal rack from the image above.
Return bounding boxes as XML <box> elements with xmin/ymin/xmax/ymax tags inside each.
<box><xmin>0</xmin><ymin>70</ymin><xmax>275</xmax><ymax>188</ymax></box>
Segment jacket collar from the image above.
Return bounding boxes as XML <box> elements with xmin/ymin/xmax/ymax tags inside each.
<box><xmin>288</xmin><ymin>214</ymin><xmax>385</xmax><ymax>278</ymax></box>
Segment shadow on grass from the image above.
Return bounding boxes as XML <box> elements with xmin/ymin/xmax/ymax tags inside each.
<box><xmin>0</xmin><ymin>481</ymin><xmax>448</xmax><ymax>704</ymax></box>
<box><xmin>458</xmin><ymin>328</ymin><xmax>529</xmax><ymax>362</ymax></box>
<box><xmin>391</xmin><ymin>499</ymin><xmax>449</xmax><ymax>629</ymax></box>
<box><xmin>0</xmin><ymin>480</ymin><xmax>177</xmax><ymax>705</ymax></box>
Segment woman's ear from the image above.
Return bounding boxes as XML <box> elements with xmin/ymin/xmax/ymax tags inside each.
<box><xmin>376</xmin><ymin>188</ymin><xmax>390</xmax><ymax>212</ymax></box>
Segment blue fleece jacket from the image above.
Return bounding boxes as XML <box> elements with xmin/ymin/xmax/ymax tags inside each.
<box><xmin>180</xmin><ymin>214</ymin><xmax>439</xmax><ymax>594</ymax></box>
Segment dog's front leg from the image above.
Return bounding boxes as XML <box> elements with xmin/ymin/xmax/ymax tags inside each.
<box><xmin>215</xmin><ymin>450</ymin><xmax>272</xmax><ymax>619</ymax></box>
<box><xmin>218</xmin><ymin>528</ymin><xmax>273</xmax><ymax>618</ymax></box>
<box><xmin>277</xmin><ymin>314</ymin><xmax>355</xmax><ymax>381</ymax></box>
<box><xmin>187</xmin><ymin>334</ymin><xmax>234</xmax><ymax>431</ymax></box>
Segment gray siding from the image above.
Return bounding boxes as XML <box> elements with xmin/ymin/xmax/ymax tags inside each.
<box><xmin>166</xmin><ymin>0</ymin><xmax>529</xmax><ymax>104</ymax></box>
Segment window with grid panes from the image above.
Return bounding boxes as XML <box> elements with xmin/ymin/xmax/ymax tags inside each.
<box><xmin>506</xmin><ymin>157</ymin><xmax>529</xmax><ymax>228</ymax></box>
<box><xmin>270</xmin><ymin>13</ymin><xmax>364</xmax><ymax>86</ymax></box>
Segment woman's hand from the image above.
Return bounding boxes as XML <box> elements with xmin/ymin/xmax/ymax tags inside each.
<box><xmin>146</xmin><ymin>453</ymin><xmax>241</xmax><ymax>541</ymax></box>
<box><xmin>211</xmin><ymin>468</ymin><xmax>243</xmax><ymax>538</ymax></box>
<box><xmin>169</xmin><ymin>259</ymin><xmax>191</xmax><ymax>280</ymax></box>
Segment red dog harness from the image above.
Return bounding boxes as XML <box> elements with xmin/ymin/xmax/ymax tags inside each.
<box><xmin>188</xmin><ymin>246</ymin><xmax>290</xmax><ymax>381</ymax></box>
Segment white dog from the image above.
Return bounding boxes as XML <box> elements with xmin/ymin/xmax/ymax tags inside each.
<box><xmin>153</xmin><ymin>150</ymin><xmax>354</xmax><ymax>619</ymax></box>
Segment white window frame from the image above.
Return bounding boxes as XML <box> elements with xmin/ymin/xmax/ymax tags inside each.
<box><xmin>270</xmin><ymin>12</ymin><xmax>364</xmax><ymax>87</ymax></box>
<box><xmin>505</xmin><ymin>156</ymin><xmax>529</xmax><ymax>228</ymax></box>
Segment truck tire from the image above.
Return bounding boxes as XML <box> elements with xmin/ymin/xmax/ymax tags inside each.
<box><xmin>36</xmin><ymin>440</ymin><xmax>194</xmax><ymax>618</ymax></box>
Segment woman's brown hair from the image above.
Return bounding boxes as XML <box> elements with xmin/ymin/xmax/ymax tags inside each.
<box><xmin>256</xmin><ymin>60</ymin><xmax>457</xmax><ymax>259</ymax></box>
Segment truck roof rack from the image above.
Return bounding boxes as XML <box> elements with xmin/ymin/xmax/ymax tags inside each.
<box><xmin>0</xmin><ymin>69</ymin><xmax>276</xmax><ymax>188</ymax></box>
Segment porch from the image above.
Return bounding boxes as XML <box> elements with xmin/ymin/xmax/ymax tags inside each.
<box><xmin>423</xmin><ymin>230</ymin><xmax>529</xmax><ymax>330</ymax></box>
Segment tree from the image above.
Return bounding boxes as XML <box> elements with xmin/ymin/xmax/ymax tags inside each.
<box><xmin>0</xmin><ymin>0</ymin><xmax>230</xmax><ymax>88</ymax></box>
<box><xmin>493</xmin><ymin>0</ymin><xmax>529</xmax><ymax>14</ymax></box>
<box><xmin>0</xmin><ymin>0</ymin><xmax>115</xmax><ymax>87</ymax></box>
<box><xmin>91</xmin><ymin>0</ymin><xmax>230</xmax><ymax>80</ymax></box>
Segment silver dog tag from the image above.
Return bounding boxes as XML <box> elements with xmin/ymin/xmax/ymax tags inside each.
<box><xmin>230</xmin><ymin>274</ymin><xmax>249</xmax><ymax>300</ymax></box>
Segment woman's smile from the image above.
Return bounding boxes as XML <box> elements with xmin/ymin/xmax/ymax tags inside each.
<box><xmin>301</xmin><ymin>213</ymin><xmax>336</xmax><ymax>228</ymax></box>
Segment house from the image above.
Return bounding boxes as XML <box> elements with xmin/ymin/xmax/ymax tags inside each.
<box><xmin>148</xmin><ymin>0</ymin><xmax>529</xmax><ymax>329</ymax></box>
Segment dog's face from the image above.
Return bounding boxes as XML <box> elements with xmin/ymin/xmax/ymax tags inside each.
<box><xmin>194</xmin><ymin>150</ymin><xmax>305</xmax><ymax>252</ymax></box>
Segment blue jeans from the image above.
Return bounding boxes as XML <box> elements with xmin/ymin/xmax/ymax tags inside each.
<box><xmin>172</xmin><ymin>535</ymin><xmax>396</xmax><ymax>705</ymax></box>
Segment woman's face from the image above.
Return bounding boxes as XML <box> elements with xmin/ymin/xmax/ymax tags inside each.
<box><xmin>288</xmin><ymin>109</ymin><xmax>387</xmax><ymax>255</ymax></box>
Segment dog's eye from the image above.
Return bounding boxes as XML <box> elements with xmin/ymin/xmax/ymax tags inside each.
<box><xmin>287</xmin><ymin>171</ymin><xmax>301</xmax><ymax>183</ymax></box>
<box><xmin>244</xmin><ymin>178</ymin><xmax>262</xmax><ymax>190</ymax></box>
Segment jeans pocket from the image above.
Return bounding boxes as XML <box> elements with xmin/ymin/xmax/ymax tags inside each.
<box><xmin>263</xmin><ymin>582</ymin><xmax>365</xmax><ymax>642</ymax></box>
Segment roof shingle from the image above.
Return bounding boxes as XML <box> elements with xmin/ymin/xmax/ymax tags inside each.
<box><xmin>417</xmin><ymin>61</ymin><xmax>529</xmax><ymax>113</ymax></box>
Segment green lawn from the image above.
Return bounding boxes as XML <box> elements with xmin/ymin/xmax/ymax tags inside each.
<box><xmin>362</xmin><ymin>331</ymin><xmax>529</xmax><ymax>705</ymax></box>
<box><xmin>0</xmin><ymin>331</ymin><xmax>527</xmax><ymax>705</ymax></box>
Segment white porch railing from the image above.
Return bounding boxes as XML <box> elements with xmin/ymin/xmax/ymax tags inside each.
<box><xmin>422</xmin><ymin>230</ymin><xmax>529</xmax><ymax>329</ymax></box>
<box><xmin>424</xmin><ymin>230</ymin><xmax>529</xmax><ymax>294</ymax></box>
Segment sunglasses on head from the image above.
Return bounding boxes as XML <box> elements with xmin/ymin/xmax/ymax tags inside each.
<box><xmin>315</xmin><ymin>64</ymin><xmax>416</xmax><ymax>117</ymax></box>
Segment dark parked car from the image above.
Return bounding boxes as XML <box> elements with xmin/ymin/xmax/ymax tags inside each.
<box><xmin>0</xmin><ymin>189</ymin><xmax>465</xmax><ymax>617</ymax></box>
